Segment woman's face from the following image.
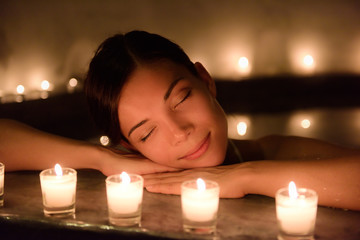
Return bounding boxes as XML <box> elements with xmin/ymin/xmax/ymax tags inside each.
<box><xmin>118</xmin><ymin>60</ymin><xmax>228</xmax><ymax>168</ymax></box>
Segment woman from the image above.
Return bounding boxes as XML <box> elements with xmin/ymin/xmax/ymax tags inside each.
<box><xmin>1</xmin><ymin>31</ymin><xmax>359</xmax><ymax>210</ymax></box>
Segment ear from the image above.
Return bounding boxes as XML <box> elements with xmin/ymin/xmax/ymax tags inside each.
<box><xmin>194</xmin><ymin>62</ymin><xmax>216</xmax><ymax>97</ymax></box>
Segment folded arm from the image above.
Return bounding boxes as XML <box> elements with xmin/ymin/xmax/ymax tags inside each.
<box><xmin>0</xmin><ymin>119</ymin><xmax>176</xmax><ymax>176</ymax></box>
<box><xmin>144</xmin><ymin>135</ymin><xmax>360</xmax><ymax>210</ymax></box>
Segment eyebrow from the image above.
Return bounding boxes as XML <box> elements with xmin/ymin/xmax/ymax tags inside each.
<box><xmin>163</xmin><ymin>77</ymin><xmax>183</xmax><ymax>101</ymax></box>
<box><xmin>128</xmin><ymin>119</ymin><xmax>148</xmax><ymax>137</ymax></box>
<box><xmin>127</xmin><ymin>77</ymin><xmax>184</xmax><ymax>138</ymax></box>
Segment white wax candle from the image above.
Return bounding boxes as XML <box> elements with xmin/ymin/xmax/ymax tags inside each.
<box><xmin>106</xmin><ymin>172</ymin><xmax>143</xmax><ymax>214</ymax></box>
<box><xmin>181</xmin><ymin>178</ymin><xmax>219</xmax><ymax>222</ymax></box>
<box><xmin>276</xmin><ymin>181</ymin><xmax>318</xmax><ymax>235</ymax></box>
<box><xmin>41</xmin><ymin>176</ymin><xmax>76</xmax><ymax>207</ymax></box>
<box><xmin>40</xmin><ymin>165</ymin><xmax>77</xmax><ymax>208</ymax></box>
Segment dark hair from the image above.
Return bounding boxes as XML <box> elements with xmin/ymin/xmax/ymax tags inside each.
<box><xmin>84</xmin><ymin>30</ymin><xmax>197</xmax><ymax>145</ymax></box>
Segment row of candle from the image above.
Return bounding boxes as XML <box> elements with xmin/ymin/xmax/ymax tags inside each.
<box><xmin>0</xmin><ymin>163</ymin><xmax>318</xmax><ymax>238</ymax></box>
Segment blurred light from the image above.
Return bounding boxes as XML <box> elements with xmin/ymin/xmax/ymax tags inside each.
<box><xmin>100</xmin><ymin>135</ymin><xmax>110</xmax><ymax>146</ymax></box>
<box><xmin>69</xmin><ymin>78</ymin><xmax>78</xmax><ymax>88</ymax></box>
<box><xmin>16</xmin><ymin>85</ymin><xmax>25</xmax><ymax>94</ymax></box>
<box><xmin>67</xmin><ymin>78</ymin><xmax>78</xmax><ymax>93</ymax></box>
<box><xmin>287</xmin><ymin>112</ymin><xmax>316</xmax><ymax>137</ymax></box>
<box><xmin>301</xmin><ymin>119</ymin><xmax>311</xmax><ymax>129</ymax></box>
<box><xmin>238</xmin><ymin>57</ymin><xmax>249</xmax><ymax>69</ymax></box>
<box><xmin>15</xmin><ymin>95</ymin><xmax>24</xmax><ymax>103</ymax></box>
<box><xmin>237</xmin><ymin>56</ymin><xmax>251</xmax><ymax>76</ymax></box>
<box><xmin>41</xmin><ymin>80</ymin><xmax>50</xmax><ymax>91</ymax></box>
<box><xmin>303</xmin><ymin>55</ymin><xmax>314</xmax><ymax>67</ymax></box>
<box><xmin>227</xmin><ymin>115</ymin><xmax>251</xmax><ymax>139</ymax></box>
<box><xmin>237</xmin><ymin>121</ymin><xmax>248</xmax><ymax>136</ymax></box>
<box><xmin>40</xmin><ymin>91</ymin><xmax>49</xmax><ymax>99</ymax></box>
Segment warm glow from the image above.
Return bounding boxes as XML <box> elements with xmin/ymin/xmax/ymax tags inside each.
<box><xmin>288</xmin><ymin>181</ymin><xmax>298</xmax><ymax>199</ymax></box>
<box><xmin>196</xmin><ymin>178</ymin><xmax>206</xmax><ymax>191</ymax></box>
<box><xmin>237</xmin><ymin>56</ymin><xmax>251</xmax><ymax>75</ymax></box>
<box><xmin>16</xmin><ymin>85</ymin><xmax>25</xmax><ymax>94</ymax></box>
<box><xmin>41</xmin><ymin>80</ymin><xmax>50</xmax><ymax>91</ymax></box>
<box><xmin>69</xmin><ymin>78</ymin><xmax>78</xmax><ymax>88</ymax></box>
<box><xmin>303</xmin><ymin>55</ymin><xmax>314</xmax><ymax>67</ymax></box>
<box><xmin>55</xmin><ymin>164</ymin><xmax>63</xmax><ymax>177</ymax></box>
<box><xmin>237</xmin><ymin>121</ymin><xmax>248</xmax><ymax>136</ymax></box>
<box><xmin>100</xmin><ymin>135</ymin><xmax>110</xmax><ymax>146</ymax></box>
<box><xmin>227</xmin><ymin>115</ymin><xmax>251</xmax><ymax>139</ymax></box>
<box><xmin>238</xmin><ymin>57</ymin><xmax>249</xmax><ymax>69</ymax></box>
<box><xmin>120</xmin><ymin>172</ymin><xmax>131</xmax><ymax>185</ymax></box>
<box><xmin>301</xmin><ymin>119</ymin><xmax>311</xmax><ymax>129</ymax></box>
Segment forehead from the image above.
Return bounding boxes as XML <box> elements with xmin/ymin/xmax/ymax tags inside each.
<box><xmin>120</xmin><ymin>60</ymin><xmax>189</xmax><ymax>102</ymax></box>
<box><xmin>117</xmin><ymin>61</ymin><xmax>193</xmax><ymax>131</ymax></box>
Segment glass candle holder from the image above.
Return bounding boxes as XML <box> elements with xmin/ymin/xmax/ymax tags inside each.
<box><xmin>276</xmin><ymin>184</ymin><xmax>318</xmax><ymax>240</ymax></box>
<box><xmin>181</xmin><ymin>178</ymin><xmax>219</xmax><ymax>234</ymax></box>
<box><xmin>0</xmin><ymin>163</ymin><xmax>4</xmax><ymax>207</ymax></box>
<box><xmin>106</xmin><ymin>172</ymin><xmax>144</xmax><ymax>226</ymax></box>
<box><xmin>39</xmin><ymin>166</ymin><xmax>77</xmax><ymax>217</ymax></box>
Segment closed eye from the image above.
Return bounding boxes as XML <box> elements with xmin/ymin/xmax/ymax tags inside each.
<box><xmin>174</xmin><ymin>89</ymin><xmax>191</xmax><ymax>109</ymax></box>
<box><xmin>141</xmin><ymin>127</ymin><xmax>156</xmax><ymax>142</ymax></box>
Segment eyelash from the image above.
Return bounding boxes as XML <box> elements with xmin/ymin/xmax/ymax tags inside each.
<box><xmin>140</xmin><ymin>89</ymin><xmax>192</xmax><ymax>143</ymax></box>
<box><xmin>174</xmin><ymin>89</ymin><xmax>191</xmax><ymax>109</ymax></box>
<box><xmin>141</xmin><ymin>127</ymin><xmax>155</xmax><ymax>142</ymax></box>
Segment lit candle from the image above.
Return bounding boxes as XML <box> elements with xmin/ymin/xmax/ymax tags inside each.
<box><xmin>0</xmin><ymin>162</ymin><xmax>4</xmax><ymax>207</ymax></box>
<box><xmin>181</xmin><ymin>178</ymin><xmax>219</xmax><ymax>234</ymax></box>
<box><xmin>39</xmin><ymin>164</ymin><xmax>77</xmax><ymax>216</ymax></box>
<box><xmin>105</xmin><ymin>172</ymin><xmax>144</xmax><ymax>226</ymax></box>
<box><xmin>276</xmin><ymin>181</ymin><xmax>318</xmax><ymax>239</ymax></box>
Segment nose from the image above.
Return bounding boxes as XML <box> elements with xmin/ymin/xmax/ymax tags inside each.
<box><xmin>166</xmin><ymin>115</ymin><xmax>193</xmax><ymax>145</ymax></box>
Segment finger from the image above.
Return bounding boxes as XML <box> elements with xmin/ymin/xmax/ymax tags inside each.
<box><xmin>145</xmin><ymin>182</ymin><xmax>181</xmax><ymax>195</ymax></box>
<box><xmin>140</xmin><ymin>162</ymin><xmax>180</xmax><ymax>174</ymax></box>
<box><xmin>143</xmin><ymin>167</ymin><xmax>211</xmax><ymax>179</ymax></box>
<box><xmin>143</xmin><ymin>170</ymin><xmax>189</xmax><ymax>179</ymax></box>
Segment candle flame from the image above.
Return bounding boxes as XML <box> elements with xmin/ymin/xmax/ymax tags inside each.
<box><xmin>288</xmin><ymin>181</ymin><xmax>299</xmax><ymax>199</ymax></box>
<box><xmin>16</xmin><ymin>85</ymin><xmax>25</xmax><ymax>94</ymax></box>
<box><xmin>41</xmin><ymin>80</ymin><xmax>50</xmax><ymax>91</ymax></box>
<box><xmin>196</xmin><ymin>178</ymin><xmax>206</xmax><ymax>191</ymax></box>
<box><xmin>120</xmin><ymin>172</ymin><xmax>131</xmax><ymax>185</ymax></box>
<box><xmin>55</xmin><ymin>164</ymin><xmax>63</xmax><ymax>177</ymax></box>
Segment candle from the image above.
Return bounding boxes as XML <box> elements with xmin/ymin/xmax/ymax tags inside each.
<box><xmin>181</xmin><ymin>178</ymin><xmax>219</xmax><ymax>234</ymax></box>
<box><xmin>39</xmin><ymin>164</ymin><xmax>77</xmax><ymax>217</ymax></box>
<box><xmin>0</xmin><ymin>162</ymin><xmax>4</xmax><ymax>207</ymax></box>
<box><xmin>276</xmin><ymin>181</ymin><xmax>318</xmax><ymax>240</ymax></box>
<box><xmin>105</xmin><ymin>172</ymin><xmax>144</xmax><ymax>226</ymax></box>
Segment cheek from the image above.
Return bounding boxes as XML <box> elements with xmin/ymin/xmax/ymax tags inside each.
<box><xmin>196</xmin><ymin>96</ymin><xmax>227</xmax><ymax>128</ymax></box>
<box><xmin>134</xmin><ymin>140</ymin><xmax>174</xmax><ymax>165</ymax></box>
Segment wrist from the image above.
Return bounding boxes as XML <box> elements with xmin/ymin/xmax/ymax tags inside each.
<box><xmin>69</xmin><ymin>142</ymin><xmax>106</xmax><ymax>171</ymax></box>
<box><xmin>233</xmin><ymin>162</ymin><xmax>257</xmax><ymax>196</ymax></box>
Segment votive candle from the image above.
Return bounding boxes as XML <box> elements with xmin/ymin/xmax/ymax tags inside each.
<box><xmin>181</xmin><ymin>178</ymin><xmax>219</xmax><ymax>234</ymax></box>
<box><xmin>40</xmin><ymin>164</ymin><xmax>77</xmax><ymax>216</ymax></box>
<box><xmin>106</xmin><ymin>172</ymin><xmax>144</xmax><ymax>226</ymax></box>
<box><xmin>276</xmin><ymin>181</ymin><xmax>318</xmax><ymax>240</ymax></box>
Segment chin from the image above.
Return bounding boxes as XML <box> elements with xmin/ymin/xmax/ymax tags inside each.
<box><xmin>185</xmin><ymin>150</ymin><xmax>226</xmax><ymax>169</ymax></box>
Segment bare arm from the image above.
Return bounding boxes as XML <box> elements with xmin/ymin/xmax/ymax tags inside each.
<box><xmin>240</xmin><ymin>157</ymin><xmax>360</xmax><ymax>210</ymax></box>
<box><xmin>144</xmin><ymin>135</ymin><xmax>360</xmax><ymax>210</ymax></box>
<box><xmin>0</xmin><ymin>119</ymin><xmax>176</xmax><ymax>175</ymax></box>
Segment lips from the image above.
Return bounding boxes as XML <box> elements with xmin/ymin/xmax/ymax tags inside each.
<box><xmin>179</xmin><ymin>133</ymin><xmax>210</xmax><ymax>161</ymax></box>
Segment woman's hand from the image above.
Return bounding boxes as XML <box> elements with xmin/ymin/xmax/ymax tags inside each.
<box><xmin>143</xmin><ymin>163</ymin><xmax>252</xmax><ymax>198</ymax></box>
<box><xmin>97</xmin><ymin>146</ymin><xmax>180</xmax><ymax>176</ymax></box>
